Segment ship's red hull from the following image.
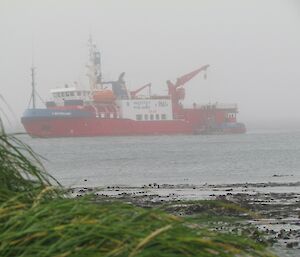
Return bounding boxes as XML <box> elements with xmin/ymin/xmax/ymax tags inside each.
<box><xmin>22</xmin><ymin>117</ymin><xmax>193</xmax><ymax>137</ymax></box>
<box><xmin>21</xmin><ymin>117</ymin><xmax>246</xmax><ymax>138</ymax></box>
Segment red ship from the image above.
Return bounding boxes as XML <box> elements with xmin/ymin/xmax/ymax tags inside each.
<box><xmin>21</xmin><ymin>38</ymin><xmax>246</xmax><ymax>137</ymax></box>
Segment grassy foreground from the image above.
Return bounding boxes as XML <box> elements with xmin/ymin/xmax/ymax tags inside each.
<box><xmin>0</xmin><ymin>132</ymin><xmax>276</xmax><ymax>257</ymax></box>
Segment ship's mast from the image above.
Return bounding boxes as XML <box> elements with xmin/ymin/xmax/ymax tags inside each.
<box><xmin>88</xmin><ymin>35</ymin><xmax>102</xmax><ymax>91</ymax></box>
<box><xmin>31</xmin><ymin>66</ymin><xmax>36</xmax><ymax>109</ymax></box>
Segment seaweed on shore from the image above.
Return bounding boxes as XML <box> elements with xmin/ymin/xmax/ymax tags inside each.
<box><xmin>0</xmin><ymin>133</ymin><xmax>276</xmax><ymax>257</ymax></box>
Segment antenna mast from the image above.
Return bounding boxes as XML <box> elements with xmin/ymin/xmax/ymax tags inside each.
<box><xmin>88</xmin><ymin>35</ymin><xmax>102</xmax><ymax>91</ymax></box>
<box><xmin>31</xmin><ymin>66</ymin><xmax>36</xmax><ymax>109</ymax></box>
<box><xmin>31</xmin><ymin>37</ymin><xmax>36</xmax><ymax>109</ymax></box>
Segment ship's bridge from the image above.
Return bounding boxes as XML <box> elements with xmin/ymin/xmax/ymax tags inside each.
<box><xmin>49</xmin><ymin>86</ymin><xmax>91</xmax><ymax>106</ymax></box>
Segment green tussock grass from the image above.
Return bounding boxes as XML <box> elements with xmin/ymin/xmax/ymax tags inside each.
<box><xmin>0</xmin><ymin>131</ymin><xmax>59</xmax><ymax>202</ymax></box>
<box><xmin>0</xmin><ymin>132</ymin><xmax>276</xmax><ymax>257</ymax></box>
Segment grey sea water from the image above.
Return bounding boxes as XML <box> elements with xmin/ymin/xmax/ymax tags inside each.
<box><xmin>21</xmin><ymin>131</ymin><xmax>300</xmax><ymax>188</ymax></box>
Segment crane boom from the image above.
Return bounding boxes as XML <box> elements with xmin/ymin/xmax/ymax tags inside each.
<box><xmin>130</xmin><ymin>83</ymin><xmax>151</xmax><ymax>98</ymax></box>
<box><xmin>174</xmin><ymin>65</ymin><xmax>209</xmax><ymax>88</ymax></box>
<box><xmin>166</xmin><ymin>65</ymin><xmax>209</xmax><ymax>115</ymax></box>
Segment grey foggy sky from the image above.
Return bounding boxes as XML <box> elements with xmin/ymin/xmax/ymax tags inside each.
<box><xmin>0</xmin><ymin>0</ymin><xmax>300</xmax><ymax>130</ymax></box>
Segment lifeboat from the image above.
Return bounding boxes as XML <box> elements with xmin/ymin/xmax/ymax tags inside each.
<box><xmin>92</xmin><ymin>90</ymin><xmax>116</xmax><ymax>103</ymax></box>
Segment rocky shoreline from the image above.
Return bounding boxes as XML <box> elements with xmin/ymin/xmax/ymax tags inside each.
<box><xmin>71</xmin><ymin>181</ymin><xmax>300</xmax><ymax>257</ymax></box>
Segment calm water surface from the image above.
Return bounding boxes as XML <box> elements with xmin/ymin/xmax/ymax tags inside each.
<box><xmin>22</xmin><ymin>131</ymin><xmax>300</xmax><ymax>187</ymax></box>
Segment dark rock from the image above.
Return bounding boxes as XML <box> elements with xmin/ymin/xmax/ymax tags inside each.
<box><xmin>286</xmin><ymin>242</ymin><xmax>299</xmax><ymax>248</ymax></box>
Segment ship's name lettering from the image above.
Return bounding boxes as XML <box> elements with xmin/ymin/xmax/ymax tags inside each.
<box><xmin>132</xmin><ymin>101</ymin><xmax>150</xmax><ymax>109</ymax></box>
<box><xmin>52</xmin><ymin>112</ymin><xmax>72</xmax><ymax>116</ymax></box>
<box><xmin>131</xmin><ymin>100</ymin><xmax>168</xmax><ymax>110</ymax></box>
<box><xmin>158</xmin><ymin>101</ymin><xmax>168</xmax><ymax>107</ymax></box>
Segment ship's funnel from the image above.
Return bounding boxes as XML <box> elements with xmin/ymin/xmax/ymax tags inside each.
<box><xmin>103</xmin><ymin>72</ymin><xmax>129</xmax><ymax>99</ymax></box>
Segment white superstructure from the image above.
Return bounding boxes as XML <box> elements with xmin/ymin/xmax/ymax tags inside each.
<box><xmin>50</xmin><ymin>87</ymin><xmax>91</xmax><ymax>105</ymax></box>
<box><xmin>117</xmin><ymin>99</ymin><xmax>173</xmax><ymax>121</ymax></box>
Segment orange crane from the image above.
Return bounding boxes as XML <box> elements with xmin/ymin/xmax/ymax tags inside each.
<box><xmin>174</xmin><ymin>65</ymin><xmax>209</xmax><ymax>88</ymax></box>
<box><xmin>167</xmin><ymin>65</ymin><xmax>209</xmax><ymax>101</ymax></box>
<box><xmin>166</xmin><ymin>65</ymin><xmax>209</xmax><ymax>113</ymax></box>
<box><xmin>130</xmin><ymin>83</ymin><xmax>151</xmax><ymax>99</ymax></box>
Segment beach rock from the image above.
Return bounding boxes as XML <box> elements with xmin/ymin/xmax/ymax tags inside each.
<box><xmin>286</xmin><ymin>241</ymin><xmax>299</xmax><ymax>248</ymax></box>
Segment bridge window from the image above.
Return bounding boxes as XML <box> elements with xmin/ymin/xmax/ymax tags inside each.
<box><xmin>156</xmin><ymin>114</ymin><xmax>160</xmax><ymax>120</ymax></box>
<box><xmin>136</xmin><ymin>114</ymin><xmax>142</xmax><ymax>121</ymax></box>
<box><xmin>150</xmin><ymin>114</ymin><xmax>154</xmax><ymax>120</ymax></box>
<box><xmin>144</xmin><ymin>114</ymin><xmax>148</xmax><ymax>120</ymax></box>
<box><xmin>161</xmin><ymin>114</ymin><xmax>167</xmax><ymax>120</ymax></box>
